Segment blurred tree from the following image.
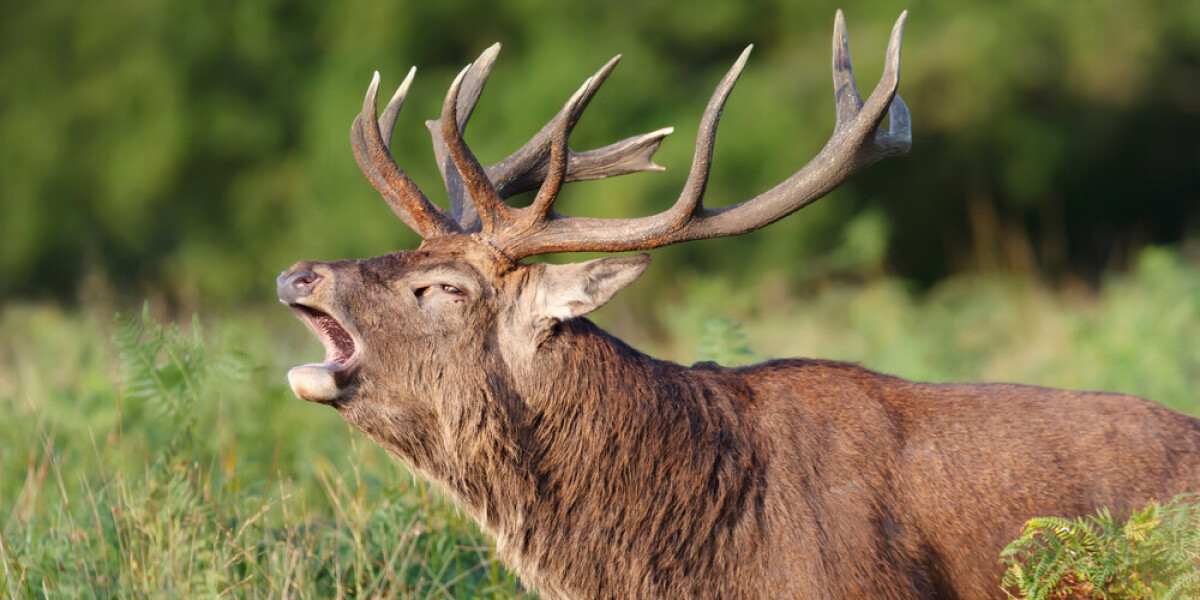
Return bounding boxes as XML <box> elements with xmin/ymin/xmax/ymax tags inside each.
<box><xmin>1</xmin><ymin>0</ymin><xmax>1196</xmax><ymax>304</ymax></box>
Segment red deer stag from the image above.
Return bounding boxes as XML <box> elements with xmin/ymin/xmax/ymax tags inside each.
<box><xmin>278</xmin><ymin>11</ymin><xmax>1200</xmax><ymax>599</ymax></box>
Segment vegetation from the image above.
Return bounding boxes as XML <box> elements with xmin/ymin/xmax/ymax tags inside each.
<box><xmin>1002</xmin><ymin>497</ymin><xmax>1200</xmax><ymax>599</ymax></box>
<box><xmin>2</xmin><ymin>0</ymin><xmax>1197</xmax><ymax>302</ymax></box>
<box><xmin>1</xmin><ymin>247</ymin><xmax>1197</xmax><ymax>596</ymax></box>
<box><xmin>2</xmin><ymin>306</ymin><xmax>522</xmax><ymax>598</ymax></box>
<box><xmin>2</xmin><ymin>0</ymin><xmax>1198</xmax><ymax>596</ymax></box>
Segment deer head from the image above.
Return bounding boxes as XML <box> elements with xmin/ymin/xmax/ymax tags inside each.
<box><xmin>278</xmin><ymin>9</ymin><xmax>909</xmax><ymax>485</ymax></box>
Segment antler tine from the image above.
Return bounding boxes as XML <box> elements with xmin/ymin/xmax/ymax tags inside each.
<box><xmin>832</xmin><ymin>10</ymin><xmax>864</xmax><ymax>129</ymax></box>
<box><xmin>426</xmin><ymin>50</ymin><xmax>675</xmax><ymax>233</ymax></box>
<box><xmin>489</xmin><ymin>11</ymin><xmax>911</xmax><ymax>260</ymax></box>
<box><xmin>840</xmin><ymin>10</ymin><xmax>910</xmax><ymax>159</ymax></box>
<box><xmin>669</xmin><ymin>10</ymin><xmax>911</xmax><ymax>240</ymax></box>
<box><xmin>874</xmin><ymin>14</ymin><xmax>912</xmax><ymax>157</ymax></box>
<box><xmin>881</xmin><ymin>94</ymin><xmax>912</xmax><ymax>155</ymax></box>
<box><xmin>660</xmin><ymin>45</ymin><xmax>753</xmax><ymax>234</ymax></box>
<box><xmin>441</xmin><ymin>65</ymin><xmax>512</xmax><ymax>234</ymax></box>
<box><xmin>451</xmin><ymin>43</ymin><xmax>500</xmax><ymax>131</ymax></box>
<box><xmin>379</xmin><ymin>67</ymin><xmax>417</xmax><ymax>151</ymax></box>
<box><xmin>426</xmin><ymin>44</ymin><xmax>501</xmax><ymax>229</ymax></box>
<box><xmin>499</xmin><ymin>49</ymin><xmax>750</xmax><ymax>251</ymax></box>
<box><xmin>484</xmin><ymin>56</ymin><xmax>674</xmax><ymax>200</ymax></box>
<box><xmin>351</xmin><ymin>71</ymin><xmax>457</xmax><ymax>237</ymax></box>
<box><xmin>521</xmin><ymin>76</ymin><xmax>594</xmax><ymax>226</ymax></box>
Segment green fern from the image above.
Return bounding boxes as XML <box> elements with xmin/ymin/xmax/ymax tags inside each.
<box><xmin>113</xmin><ymin>304</ymin><xmax>244</xmax><ymax>465</ymax></box>
<box><xmin>696</xmin><ymin>317</ymin><xmax>754</xmax><ymax>366</ymax></box>
<box><xmin>1001</xmin><ymin>495</ymin><xmax>1200</xmax><ymax>599</ymax></box>
<box><xmin>1161</xmin><ymin>569</ymin><xmax>1200</xmax><ymax>600</ymax></box>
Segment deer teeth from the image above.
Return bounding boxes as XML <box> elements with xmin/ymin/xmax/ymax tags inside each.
<box><xmin>294</xmin><ymin>306</ymin><xmax>357</xmax><ymax>366</ymax></box>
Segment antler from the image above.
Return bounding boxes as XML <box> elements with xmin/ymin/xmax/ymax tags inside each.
<box><xmin>486</xmin><ymin>10</ymin><xmax>911</xmax><ymax>259</ymax></box>
<box><xmin>352</xmin><ymin>10</ymin><xmax>911</xmax><ymax>261</ymax></box>
<box><xmin>350</xmin><ymin>69</ymin><xmax>459</xmax><ymax>237</ymax></box>
<box><xmin>423</xmin><ymin>45</ymin><xmax>674</xmax><ymax>232</ymax></box>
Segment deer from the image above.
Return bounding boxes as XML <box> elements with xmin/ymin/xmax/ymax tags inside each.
<box><xmin>276</xmin><ymin>11</ymin><xmax>1200</xmax><ymax>600</ymax></box>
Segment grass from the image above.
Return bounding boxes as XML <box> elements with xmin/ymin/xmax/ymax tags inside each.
<box><xmin>2</xmin><ymin>246</ymin><xmax>1198</xmax><ymax>597</ymax></box>
<box><xmin>1</xmin><ymin>305</ymin><xmax>522</xmax><ymax>599</ymax></box>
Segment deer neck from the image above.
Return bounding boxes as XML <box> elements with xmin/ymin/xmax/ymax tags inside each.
<box><xmin>468</xmin><ymin>319</ymin><xmax>766</xmax><ymax>596</ymax></box>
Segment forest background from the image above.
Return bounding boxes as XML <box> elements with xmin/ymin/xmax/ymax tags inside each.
<box><xmin>1</xmin><ymin>0</ymin><xmax>1198</xmax><ymax>596</ymax></box>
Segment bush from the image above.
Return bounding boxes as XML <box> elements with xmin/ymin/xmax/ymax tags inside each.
<box><xmin>1001</xmin><ymin>496</ymin><xmax>1200</xmax><ymax>599</ymax></box>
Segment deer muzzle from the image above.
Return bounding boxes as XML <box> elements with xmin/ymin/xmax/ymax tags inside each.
<box><xmin>277</xmin><ymin>268</ymin><xmax>322</xmax><ymax>304</ymax></box>
<box><xmin>278</xmin><ymin>265</ymin><xmax>360</xmax><ymax>404</ymax></box>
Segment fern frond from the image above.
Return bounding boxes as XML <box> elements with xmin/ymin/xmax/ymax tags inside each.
<box><xmin>111</xmin><ymin>306</ymin><xmax>240</xmax><ymax>467</ymax></box>
<box><xmin>1002</xmin><ymin>495</ymin><xmax>1200</xmax><ymax>600</ymax></box>
<box><xmin>1161</xmin><ymin>567</ymin><xmax>1200</xmax><ymax>600</ymax></box>
<box><xmin>696</xmin><ymin>317</ymin><xmax>754</xmax><ymax>365</ymax></box>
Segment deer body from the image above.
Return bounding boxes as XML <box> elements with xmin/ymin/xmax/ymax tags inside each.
<box><xmin>329</xmin><ymin>308</ymin><xmax>1200</xmax><ymax>600</ymax></box>
<box><xmin>278</xmin><ymin>12</ymin><xmax>1200</xmax><ymax>599</ymax></box>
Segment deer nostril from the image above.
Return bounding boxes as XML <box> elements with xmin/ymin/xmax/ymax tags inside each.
<box><xmin>278</xmin><ymin>269</ymin><xmax>323</xmax><ymax>304</ymax></box>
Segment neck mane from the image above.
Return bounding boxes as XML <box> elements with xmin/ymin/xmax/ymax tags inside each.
<box><xmin>444</xmin><ymin>318</ymin><xmax>769</xmax><ymax>598</ymax></box>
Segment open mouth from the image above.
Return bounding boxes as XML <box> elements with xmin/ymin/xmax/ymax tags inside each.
<box><xmin>287</xmin><ymin>305</ymin><xmax>360</xmax><ymax>402</ymax></box>
<box><xmin>292</xmin><ymin>305</ymin><xmax>358</xmax><ymax>367</ymax></box>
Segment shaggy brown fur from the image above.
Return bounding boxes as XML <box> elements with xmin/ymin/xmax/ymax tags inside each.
<box><xmin>278</xmin><ymin>240</ymin><xmax>1200</xmax><ymax>600</ymax></box>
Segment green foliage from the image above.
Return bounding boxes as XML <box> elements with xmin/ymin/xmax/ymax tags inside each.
<box><xmin>2</xmin><ymin>0</ymin><xmax>1198</xmax><ymax>302</ymax></box>
<box><xmin>0</xmin><ymin>309</ymin><xmax>524</xmax><ymax>598</ymax></box>
<box><xmin>1</xmin><ymin>250</ymin><xmax>1198</xmax><ymax>596</ymax></box>
<box><xmin>647</xmin><ymin>247</ymin><xmax>1200</xmax><ymax>416</ymax></box>
<box><xmin>1000</xmin><ymin>496</ymin><xmax>1200</xmax><ymax>599</ymax></box>
<box><xmin>113</xmin><ymin>304</ymin><xmax>245</xmax><ymax>461</ymax></box>
<box><xmin>695</xmin><ymin>317</ymin><xmax>754</xmax><ymax>366</ymax></box>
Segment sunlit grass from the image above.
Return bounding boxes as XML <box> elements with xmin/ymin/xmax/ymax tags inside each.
<box><xmin>0</xmin><ymin>305</ymin><xmax>523</xmax><ymax>598</ymax></box>
<box><xmin>2</xmin><ymin>247</ymin><xmax>1198</xmax><ymax>596</ymax></box>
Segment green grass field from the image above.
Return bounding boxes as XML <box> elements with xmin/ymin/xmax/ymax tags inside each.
<box><xmin>2</xmin><ymin>247</ymin><xmax>1198</xmax><ymax>598</ymax></box>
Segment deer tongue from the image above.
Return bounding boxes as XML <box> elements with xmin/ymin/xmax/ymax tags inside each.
<box><xmin>288</xmin><ymin>362</ymin><xmax>342</xmax><ymax>403</ymax></box>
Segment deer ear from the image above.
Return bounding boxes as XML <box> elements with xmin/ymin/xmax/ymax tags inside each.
<box><xmin>530</xmin><ymin>254</ymin><xmax>651</xmax><ymax>322</ymax></box>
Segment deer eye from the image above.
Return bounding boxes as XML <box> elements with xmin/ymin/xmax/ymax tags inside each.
<box><xmin>412</xmin><ymin>284</ymin><xmax>466</xmax><ymax>299</ymax></box>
